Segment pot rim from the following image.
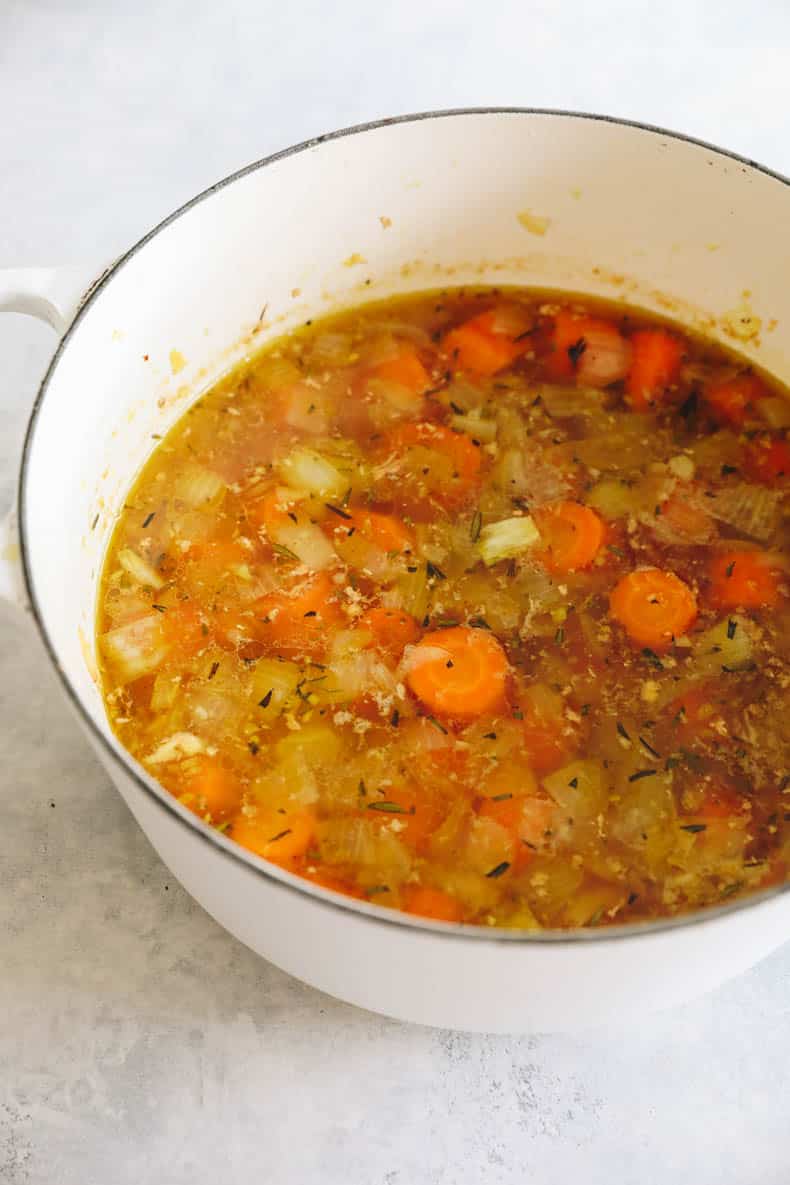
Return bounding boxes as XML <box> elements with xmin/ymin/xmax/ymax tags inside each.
<box><xmin>19</xmin><ymin>106</ymin><xmax>790</xmax><ymax>947</ymax></box>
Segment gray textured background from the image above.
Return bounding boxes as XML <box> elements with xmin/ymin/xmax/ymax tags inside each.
<box><xmin>2</xmin><ymin>3</ymin><xmax>790</xmax><ymax>1182</ymax></box>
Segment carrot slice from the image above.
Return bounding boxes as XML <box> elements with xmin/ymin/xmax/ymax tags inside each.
<box><xmin>443</xmin><ymin>310</ymin><xmax>526</xmax><ymax>377</ymax></box>
<box><xmin>369</xmin><ymin>349</ymin><xmax>430</xmax><ymax>395</ymax></box>
<box><xmin>609</xmin><ymin>568</ymin><xmax>698</xmax><ymax>651</ymax></box>
<box><xmin>230</xmin><ymin>808</ymin><xmax>315</xmax><ymax>868</ymax></box>
<box><xmin>326</xmin><ymin>507</ymin><xmax>414</xmax><ymax>555</ymax></box>
<box><xmin>401</xmin><ymin>884</ymin><xmax>463</xmax><ymax>923</ymax></box>
<box><xmin>179</xmin><ymin>756</ymin><xmax>241</xmax><ymax>822</ymax></box>
<box><xmin>704</xmin><ymin>373</ymin><xmax>767</xmax><ymax>427</ymax></box>
<box><xmin>707</xmin><ymin>550</ymin><xmax>780</xmax><ymax>610</ymax></box>
<box><xmin>357</xmin><ymin>606</ymin><xmax>420</xmax><ymax>662</ymax></box>
<box><xmin>519</xmin><ymin>683</ymin><xmax>577</xmax><ymax>774</ymax></box>
<box><xmin>406</xmin><ymin>627</ymin><xmax>508</xmax><ymax>719</ymax></box>
<box><xmin>533</xmin><ymin>501</ymin><xmax>604</xmax><ymax>573</ymax></box>
<box><xmin>745</xmin><ymin>437</ymin><xmax>790</xmax><ymax>483</ymax></box>
<box><xmin>544</xmin><ymin>311</ymin><xmax>630</xmax><ymax>386</ymax></box>
<box><xmin>384</xmin><ymin>421</ymin><xmax>483</xmax><ymax>507</ymax></box>
<box><xmin>625</xmin><ymin>328</ymin><xmax>684</xmax><ymax>411</ymax></box>
<box><xmin>255</xmin><ymin>571</ymin><xmax>343</xmax><ymax>658</ymax></box>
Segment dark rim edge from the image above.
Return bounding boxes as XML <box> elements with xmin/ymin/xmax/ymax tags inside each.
<box><xmin>17</xmin><ymin>105</ymin><xmax>790</xmax><ymax>947</ymax></box>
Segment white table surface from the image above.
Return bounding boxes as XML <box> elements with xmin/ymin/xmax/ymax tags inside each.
<box><xmin>3</xmin><ymin>3</ymin><xmax>790</xmax><ymax>1182</ymax></box>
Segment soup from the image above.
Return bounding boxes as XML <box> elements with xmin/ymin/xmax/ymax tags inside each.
<box><xmin>97</xmin><ymin>289</ymin><xmax>790</xmax><ymax>929</ymax></box>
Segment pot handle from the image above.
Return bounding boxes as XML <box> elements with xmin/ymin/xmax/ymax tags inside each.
<box><xmin>0</xmin><ymin>262</ymin><xmax>109</xmax><ymax>606</ymax></box>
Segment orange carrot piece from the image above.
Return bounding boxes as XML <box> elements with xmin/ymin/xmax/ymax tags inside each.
<box><xmin>518</xmin><ymin>684</ymin><xmax>577</xmax><ymax>774</ymax></box>
<box><xmin>386</xmin><ymin>421</ymin><xmax>483</xmax><ymax>498</ymax></box>
<box><xmin>707</xmin><ymin>550</ymin><xmax>780</xmax><ymax>610</ymax></box>
<box><xmin>326</xmin><ymin>507</ymin><xmax>415</xmax><ymax>555</ymax></box>
<box><xmin>745</xmin><ymin>436</ymin><xmax>790</xmax><ymax>483</ymax></box>
<box><xmin>255</xmin><ymin>571</ymin><xmax>343</xmax><ymax>658</ymax></box>
<box><xmin>230</xmin><ymin>808</ymin><xmax>315</xmax><ymax>867</ymax></box>
<box><xmin>625</xmin><ymin>328</ymin><xmax>684</xmax><ymax>411</ymax></box>
<box><xmin>534</xmin><ymin>501</ymin><xmax>604</xmax><ymax>573</ymax></box>
<box><xmin>179</xmin><ymin>756</ymin><xmax>242</xmax><ymax>822</ymax></box>
<box><xmin>369</xmin><ymin>349</ymin><xmax>430</xmax><ymax>395</ymax></box>
<box><xmin>406</xmin><ymin>627</ymin><xmax>508</xmax><ymax>719</ymax></box>
<box><xmin>609</xmin><ymin>568</ymin><xmax>698</xmax><ymax>651</ymax></box>
<box><xmin>357</xmin><ymin>606</ymin><xmax>420</xmax><ymax>662</ymax></box>
<box><xmin>401</xmin><ymin>884</ymin><xmax>463</xmax><ymax>922</ymax></box>
<box><xmin>703</xmin><ymin>373</ymin><xmax>767</xmax><ymax>427</ymax></box>
<box><xmin>443</xmin><ymin>310</ymin><xmax>525</xmax><ymax>377</ymax></box>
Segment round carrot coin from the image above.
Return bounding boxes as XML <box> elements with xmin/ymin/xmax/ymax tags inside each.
<box><xmin>609</xmin><ymin>568</ymin><xmax>697</xmax><ymax>651</ymax></box>
<box><xmin>534</xmin><ymin>501</ymin><xmax>604</xmax><ymax>573</ymax></box>
<box><xmin>406</xmin><ymin>626</ymin><xmax>509</xmax><ymax>719</ymax></box>
<box><xmin>707</xmin><ymin>550</ymin><xmax>780</xmax><ymax>610</ymax></box>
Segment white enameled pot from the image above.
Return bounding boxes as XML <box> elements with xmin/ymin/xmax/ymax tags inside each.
<box><xmin>3</xmin><ymin>109</ymin><xmax>790</xmax><ymax>1034</ymax></box>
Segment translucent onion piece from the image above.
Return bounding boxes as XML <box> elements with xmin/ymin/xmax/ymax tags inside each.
<box><xmin>535</xmin><ymin>384</ymin><xmax>606</xmax><ymax>418</ymax></box>
<box><xmin>692</xmin><ymin>483</ymin><xmax>783</xmax><ymax>541</ymax></box>
<box><xmin>118</xmin><ymin>548</ymin><xmax>165</xmax><ymax>589</ymax></box>
<box><xmin>575</xmin><ymin>328</ymin><xmax>633</xmax><ymax>389</ymax></box>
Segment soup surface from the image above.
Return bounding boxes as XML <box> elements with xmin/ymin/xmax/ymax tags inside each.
<box><xmin>98</xmin><ymin>288</ymin><xmax>790</xmax><ymax>929</ymax></box>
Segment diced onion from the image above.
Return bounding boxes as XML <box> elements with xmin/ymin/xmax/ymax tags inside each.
<box><xmin>535</xmin><ymin>384</ymin><xmax>605</xmax><ymax>418</ymax></box>
<box><xmin>118</xmin><ymin>548</ymin><xmax>165</xmax><ymax>590</ymax></box>
<box><xmin>586</xmin><ymin>479</ymin><xmax>637</xmax><ymax>520</ymax></box>
<box><xmin>689</xmin><ymin>614</ymin><xmax>755</xmax><ymax>676</ymax></box>
<box><xmin>277</xmin><ymin>446</ymin><xmax>347</xmax><ymax>498</ymax></box>
<box><xmin>309</xmin><ymin>331</ymin><xmax>355</xmax><ymax>367</ymax></box>
<box><xmin>667</xmin><ymin>455</ymin><xmax>695</xmax><ymax>481</ymax></box>
<box><xmin>281</xmin><ymin>385</ymin><xmax>331</xmax><ymax>436</ymax></box>
<box><xmin>146</xmin><ymin>731</ymin><xmax>205</xmax><ymax>764</ymax></box>
<box><xmin>367</xmin><ymin>377</ymin><xmax>422</xmax><ymax>417</ymax></box>
<box><xmin>575</xmin><ymin>327</ymin><xmax>633</xmax><ymax>388</ymax></box>
<box><xmin>100</xmin><ymin>613</ymin><xmax>169</xmax><ymax>683</ymax></box>
<box><xmin>463</xmin><ymin>815</ymin><xmax>514</xmax><ymax>876</ymax></box>
<box><xmin>271</xmin><ymin>522</ymin><xmax>336</xmax><ymax>571</ymax></box>
<box><xmin>150</xmin><ymin>672</ymin><xmax>180</xmax><ymax>712</ymax></box>
<box><xmin>255</xmin><ymin>356</ymin><xmax>302</xmax><ymax>391</ymax></box>
<box><xmin>757</xmin><ymin>396</ymin><xmax>790</xmax><ymax>429</ymax></box>
<box><xmin>450</xmin><ymin>411</ymin><xmax>498</xmax><ymax>442</ymax></box>
<box><xmin>487</xmin><ymin>304</ymin><xmax>533</xmax><ymax>337</ymax></box>
<box><xmin>693</xmin><ymin>483</ymin><xmax>782</xmax><ymax>541</ymax></box>
<box><xmin>374</xmin><ymin>321</ymin><xmax>433</xmax><ymax>348</ymax></box>
<box><xmin>544</xmin><ymin>760</ymin><xmax>607</xmax><ymax>817</ymax></box>
<box><xmin>173</xmin><ymin>465</ymin><xmax>226</xmax><ymax>509</ymax></box>
<box><xmin>275</xmin><ymin>724</ymin><xmax>344</xmax><ymax>768</ymax></box>
<box><xmin>477</xmin><ymin>516</ymin><xmax>540</xmax><ymax>567</ymax></box>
